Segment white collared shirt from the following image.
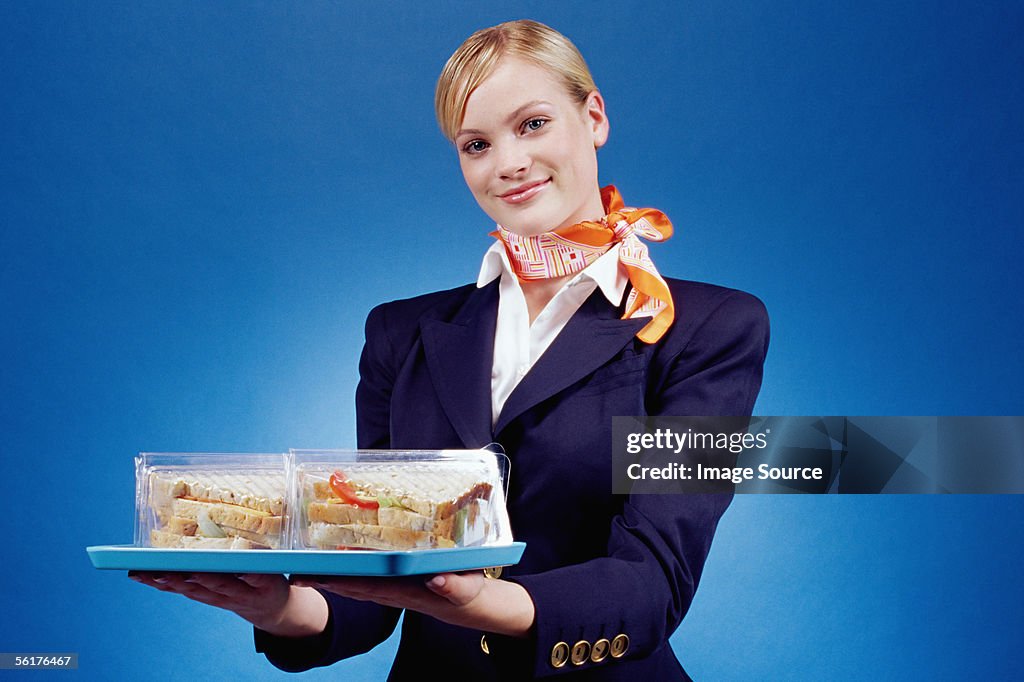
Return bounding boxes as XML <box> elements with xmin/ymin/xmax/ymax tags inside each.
<box><xmin>477</xmin><ymin>240</ymin><xmax>630</xmax><ymax>426</ymax></box>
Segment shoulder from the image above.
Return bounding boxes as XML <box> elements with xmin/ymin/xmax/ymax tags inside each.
<box><xmin>363</xmin><ymin>282</ymin><xmax>482</xmax><ymax>343</ymax></box>
<box><xmin>643</xmin><ymin>279</ymin><xmax>770</xmax><ymax>415</ymax></box>
<box><xmin>656</xmin><ymin>278</ymin><xmax>770</xmax><ymax>357</ymax></box>
<box><xmin>665</xmin><ymin>277</ymin><xmax>768</xmax><ymax>325</ymax></box>
<box><xmin>367</xmin><ymin>283</ymin><xmax>476</xmax><ymax>320</ymax></box>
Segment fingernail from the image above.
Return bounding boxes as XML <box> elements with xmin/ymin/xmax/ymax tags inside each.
<box><xmin>428</xmin><ymin>575</ymin><xmax>445</xmax><ymax>588</ymax></box>
<box><xmin>154</xmin><ymin>577</ymin><xmax>169</xmax><ymax>584</ymax></box>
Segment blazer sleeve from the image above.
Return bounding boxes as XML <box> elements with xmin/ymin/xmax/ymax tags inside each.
<box><xmin>496</xmin><ymin>290</ymin><xmax>770</xmax><ymax>678</ymax></box>
<box><xmin>254</xmin><ymin>303</ymin><xmax>403</xmax><ymax>671</ymax></box>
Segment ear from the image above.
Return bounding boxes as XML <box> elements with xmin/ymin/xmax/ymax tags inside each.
<box><xmin>584</xmin><ymin>91</ymin><xmax>610</xmax><ymax>149</ymax></box>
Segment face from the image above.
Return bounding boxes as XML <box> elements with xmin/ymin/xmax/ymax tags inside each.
<box><xmin>455</xmin><ymin>56</ymin><xmax>609</xmax><ymax>236</ymax></box>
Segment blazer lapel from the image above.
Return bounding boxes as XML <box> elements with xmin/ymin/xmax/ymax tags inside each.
<box><xmin>420</xmin><ymin>281</ymin><xmax>498</xmax><ymax>448</ymax></box>
<box><xmin>494</xmin><ymin>290</ymin><xmax>647</xmax><ymax>436</ymax></box>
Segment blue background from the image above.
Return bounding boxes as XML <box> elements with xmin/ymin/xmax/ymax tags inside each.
<box><xmin>2</xmin><ymin>1</ymin><xmax>1022</xmax><ymax>679</ymax></box>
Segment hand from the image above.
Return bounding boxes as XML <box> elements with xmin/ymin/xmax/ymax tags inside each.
<box><xmin>291</xmin><ymin>571</ymin><xmax>534</xmax><ymax>638</ymax></box>
<box><xmin>128</xmin><ymin>572</ymin><xmax>328</xmax><ymax>637</ymax></box>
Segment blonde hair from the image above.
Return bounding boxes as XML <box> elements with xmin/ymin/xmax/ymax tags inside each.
<box><xmin>435</xmin><ymin>19</ymin><xmax>597</xmax><ymax>141</ymax></box>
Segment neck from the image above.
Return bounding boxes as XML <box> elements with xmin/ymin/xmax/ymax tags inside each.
<box><xmin>521</xmin><ymin>275</ymin><xmax>572</xmax><ymax>325</ymax></box>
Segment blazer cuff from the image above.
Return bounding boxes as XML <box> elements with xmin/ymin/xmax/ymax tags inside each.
<box><xmin>507</xmin><ymin>560</ymin><xmax>656</xmax><ymax>678</ymax></box>
<box><xmin>482</xmin><ymin>631</ymin><xmax>537</xmax><ymax>681</ymax></box>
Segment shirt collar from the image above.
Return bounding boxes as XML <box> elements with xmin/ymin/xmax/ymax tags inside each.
<box><xmin>476</xmin><ymin>239</ymin><xmax>628</xmax><ymax>307</ymax></box>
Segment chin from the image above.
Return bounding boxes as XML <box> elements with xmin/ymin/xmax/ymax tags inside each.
<box><xmin>498</xmin><ymin>221</ymin><xmax>549</xmax><ymax>237</ymax></box>
<box><xmin>494</xmin><ymin>208</ymin><xmax>563</xmax><ymax>237</ymax></box>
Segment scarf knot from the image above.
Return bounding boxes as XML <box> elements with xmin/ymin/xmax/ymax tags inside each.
<box><xmin>492</xmin><ymin>185</ymin><xmax>676</xmax><ymax>344</ymax></box>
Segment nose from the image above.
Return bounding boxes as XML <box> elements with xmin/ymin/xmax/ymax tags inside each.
<box><xmin>494</xmin><ymin>142</ymin><xmax>530</xmax><ymax>180</ymax></box>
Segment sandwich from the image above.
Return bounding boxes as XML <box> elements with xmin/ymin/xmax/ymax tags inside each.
<box><xmin>304</xmin><ymin>466</ymin><xmax>496</xmax><ymax>550</ymax></box>
<box><xmin>146</xmin><ymin>470</ymin><xmax>286</xmax><ymax>549</ymax></box>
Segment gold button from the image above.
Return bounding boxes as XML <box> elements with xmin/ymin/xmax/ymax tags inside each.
<box><xmin>571</xmin><ymin>640</ymin><xmax>591</xmax><ymax>666</ymax></box>
<box><xmin>480</xmin><ymin>634</ymin><xmax>490</xmax><ymax>655</ymax></box>
<box><xmin>483</xmin><ymin>566</ymin><xmax>503</xmax><ymax>579</ymax></box>
<box><xmin>591</xmin><ymin>638</ymin><xmax>611</xmax><ymax>663</ymax></box>
<box><xmin>550</xmin><ymin>641</ymin><xmax>570</xmax><ymax>668</ymax></box>
<box><xmin>610</xmin><ymin>633</ymin><xmax>630</xmax><ymax>658</ymax></box>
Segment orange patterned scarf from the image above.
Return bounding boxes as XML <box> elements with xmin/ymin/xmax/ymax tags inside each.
<box><xmin>493</xmin><ymin>185</ymin><xmax>675</xmax><ymax>344</ymax></box>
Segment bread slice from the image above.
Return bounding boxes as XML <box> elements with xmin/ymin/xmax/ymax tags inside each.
<box><xmin>171</xmin><ymin>498</ymin><xmax>282</xmax><ymax>536</ymax></box>
<box><xmin>157</xmin><ymin>509</ymin><xmax>282</xmax><ymax>548</ymax></box>
<box><xmin>150</xmin><ymin>529</ymin><xmax>269</xmax><ymax>550</ymax></box>
<box><xmin>308</xmin><ymin>522</ymin><xmax>456</xmax><ymax>550</ymax></box>
<box><xmin>165</xmin><ymin>516</ymin><xmax>199</xmax><ymax>536</ymax></box>
<box><xmin>150</xmin><ymin>471</ymin><xmax>285</xmax><ymax>515</ymax></box>
<box><xmin>307</xmin><ymin>501</ymin><xmax>379</xmax><ymax>526</ymax></box>
<box><xmin>377</xmin><ymin>506</ymin><xmax>455</xmax><ymax>537</ymax></box>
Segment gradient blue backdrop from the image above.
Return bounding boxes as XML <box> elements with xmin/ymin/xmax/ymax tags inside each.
<box><xmin>2</xmin><ymin>2</ymin><xmax>1022</xmax><ymax>679</ymax></box>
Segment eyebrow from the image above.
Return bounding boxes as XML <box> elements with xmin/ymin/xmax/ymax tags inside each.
<box><xmin>456</xmin><ymin>100</ymin><xmax>553</xmax><ymax>139</ymax></box>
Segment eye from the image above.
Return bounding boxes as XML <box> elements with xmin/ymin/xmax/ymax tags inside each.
<box><xmin>462</xmin><ymin>139</ymin><xmax>489</xmax><ymax>155</ymax></box>
<box><xmin>523</xmin><ymin>118</ymin><xmax>548</xmax><ymax>133</ymax></box>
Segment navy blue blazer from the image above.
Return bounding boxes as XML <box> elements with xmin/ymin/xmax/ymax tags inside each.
<box><xmin>256</xmin><ymin>277</ymin><xmax>769</xmax><ymax>680</ymax></box>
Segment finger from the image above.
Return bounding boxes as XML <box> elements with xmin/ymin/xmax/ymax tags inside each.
<box><xmin>131</xmin><ymin>574</ymin><xmax>184</xmax><ymax>594</ymax></box>
<box><xmin>129</xmin><ymin>571</ymin><xmax>188</xmax><ymax>585</ymax></box>
<box><xmin>130</xmin><ymin>572</ymin><xmax>188</xmax><ymax>588</ymax></box>
<box><xmin>424</xmin><ymin>572</ymin><xmax>482</xmax><ymax>606</ymax></box>
<box><xmin>291</xmin><ymin>575</ymin><xmax>377</xmax><ymax>595</ymax></box>
<box><xmin>177</xmin><ymin>581</ymin><xmax>234</xmax><ymax>605</ymax></box>
<box><xmin>185</xmin><ymin>573</ymin><xmax>259</xmax><ymax>598</ymax></box>
<box><xmin>130</xmin><ymin>573</ymin><xmax>216</xmax><ymax>602</ymax></box>
<box><xmin>424</xmin><ymin>575</ymin><xmax>447</xmax><ymax>593</ymax></box>
<box><xmin>238</xmin><ymin>573</ymin><xmax>283</xmax><ymax>589</ymax></box>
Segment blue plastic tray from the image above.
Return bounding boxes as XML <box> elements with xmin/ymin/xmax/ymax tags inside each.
<box><xmin>87</xmin><ymin>543</ymin><xmax>525</xmax><ymax>576</ymax></box>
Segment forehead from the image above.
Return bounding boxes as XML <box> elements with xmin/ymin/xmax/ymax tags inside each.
<box><xmin>459</xmin><ymin>57</ymin><xmax>572</xmax><ymax>129</ymax></box>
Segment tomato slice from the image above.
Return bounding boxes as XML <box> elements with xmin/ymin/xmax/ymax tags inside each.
<box><xmin>329</xmin><ymin>470</ymin><xmax>379</xmax><ymax>509</ymax></box>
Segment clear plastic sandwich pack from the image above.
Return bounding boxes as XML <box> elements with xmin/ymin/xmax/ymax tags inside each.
<box><xmin>132</xmin><ymin>449</ymin><xmax>512</xmax><ymax>552</ymax></box>
<box><xmin>291</xmin><ymin>449</ymin><xmax>513</xmax><ymax>551</ymax></box>
<box><xmin>135</xmin><ymin>453</ymin><xmax>291</xmax><ymax>550</ymax></box>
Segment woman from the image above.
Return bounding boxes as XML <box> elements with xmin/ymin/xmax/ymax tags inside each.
<box><xmin>132</xmin><ymin>19</ymin><xmax>769</xmax><ymax>680</ymax></box>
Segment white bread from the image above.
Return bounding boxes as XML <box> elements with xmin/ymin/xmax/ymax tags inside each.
<box><xmin>308</xmin><ymin>522</ymin><xmax>456</xmax><ymax>550</ymax></box>
<box><xmin>163</xmin><ymin>515</ymin><xmax>282</xmax><ymax>548</ymax></box>
<box><xmin>149</xmin><ymin>471</ymin><xmax>286</xmax><ymax>515</ymax></box>
<box><xmin>150</xmin><ymin>529</ymin><xmax>269</xmax><ymax>550</ymax></box>
<box><xmin>165</xmin><ymin>516</ymin><xmax>199</xmax><ymax>536</ymax></box>
<box><xmin>307</xmin><ymin>501</ymin><xmax>379</xmax><ymax>526</ymax></box>
<box><xmin>305</xmin><ymin>501</ymin><xmax>456</xmax><ymax>537</ymax></box>
<box><xmin>171</xmin><ymin>497</ymin><xmax>282</xmax><ymax>536</ymax></box>
<box><xmin>378</xmin><ymin>506</ymin><xmax>456</xmax><ymax>537</ymax></box>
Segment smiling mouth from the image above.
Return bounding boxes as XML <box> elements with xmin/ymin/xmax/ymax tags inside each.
<box><xmin>498</xmin><ymin>179</ymin><xmax>550</xmax><ymax>204</ymax></box>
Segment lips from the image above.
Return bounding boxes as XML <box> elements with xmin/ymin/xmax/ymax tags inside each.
<box><xmin>498</xmin><ymin>179</ymin><xmax>550</xmax><ymax>204</ymax></box>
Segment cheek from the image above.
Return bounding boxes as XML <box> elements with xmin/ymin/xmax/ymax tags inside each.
<box><xmin>565</xmin><ymin>142</ymin><xmax>598</xmax><ymax>184</ymax></box>
<box><xmin>548</xmin><ymin>135</ymin><xmax>591</xmax><ymax>177</ymax></box>
<box><xmin>459</xmin><ymin>161</ymin><xmax>489</xmax><ymax>197</ymax></box>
